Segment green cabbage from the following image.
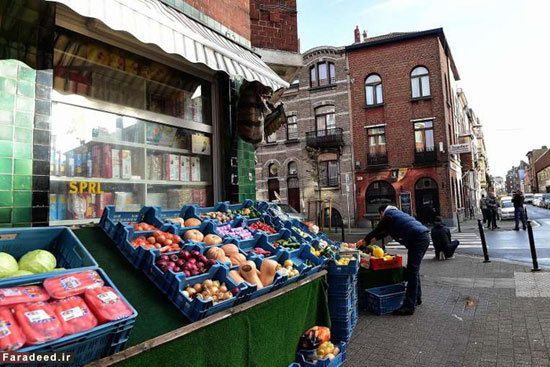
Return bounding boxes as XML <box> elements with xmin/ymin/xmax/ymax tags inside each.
<box><xmin>9</xmin><ymin>270</ymin><xmax>33</xmax><ymax>277</ymax></box>
<box><xmin>0</xmin><ymin>252</ymin><xmax>18</xmax><ymax>278</ymax></box>
<box><xmin>18</xmin><ymin>250</ymin><xmax>56</xmax><ymax>274</ymax></box>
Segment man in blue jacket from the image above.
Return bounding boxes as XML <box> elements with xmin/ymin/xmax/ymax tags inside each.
<box><xmin>358</xmin><ymin>205</ymin><xmax>430</xmax><ymax>315</ymax></box>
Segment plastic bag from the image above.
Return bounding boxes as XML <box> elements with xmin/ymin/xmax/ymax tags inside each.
<box><xmin>0</xmin><ymin>306</ymin><xmax>26</xmax><ymax>351</ymax></box>
<box><xmin>0</xmin><ymin>286</ymin><xmax>50</xmax><ymax>307</ymax></box>
<box><xmin>51</xmin><ymin>296</ymin><xmax>98</xmax><ymax>335</ymax></box>
<box><xmin>43</xmin><ymin>270</ymin><xmax>104</xmax><ymax>299</ymax></box>
<box><xmin>84</xmin><ymin>287</ymin><xmax>133</xmax><ymax>324</ymax></box>
<box><xmin>13</xmin><ymin>302</ymin><xmax>63</xmax><ymax>345</ymax></box>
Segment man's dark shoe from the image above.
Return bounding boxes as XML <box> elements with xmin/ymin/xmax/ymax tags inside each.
<box><xmin>513</xmin><ymin>227</ymin><xmax>519</xmax><ymax>231</ymax></box>
<box><xmin>392</xmin><ymin>306</ymin><xmax>415</xmax><ymax>316</ymax></box>
<box><xmin>523</xmin><ymin>227</ymin><xmax>527</xmax><ymax>230</ymax></box>
<box><xmin>416</xmin><ymin>299</ymin><xmax>422</xmax><ymax>306</ymax></box>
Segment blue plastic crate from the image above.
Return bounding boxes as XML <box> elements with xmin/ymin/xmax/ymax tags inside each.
<box><xmin>289</xmin><ymin>363</ymin><xmax>301</xmax><ymax>367</ymax></box>
<box><xmin>214</xmin><ymin>217</ymin><xmax>254</xmax><ymax>241</ymax></box>
<box><xmin>327</xmin><ymin>254</ymin><xmax>360</xmax><ymax>276</ymax></box>
<box><xmin>100</xmin><ymin>205</ymin><xmax>154</xmax><ymax>240</ymax></box>
<box><xmin>2</xmin><ymin>268</ymin><xmax>137</xmax><ymax>367</ymax></box>
<box><xmin>330</xmin><ymin>319</ymin><xmax>354</xmax><ymax>342</ymax></box>
<box><xmin>278</xmin><ymin>244</ymin><xmax>326</xmax><ymax>278</ymax></box>
<box><xmin>329</xmin><ymin>292</ymin><xmax>355</xmax><ymax>316</ymax></box>
<box><xmin>236</xmin><ymin>257</ymin><xmax>285</xmax><ymax>301</ymax></box>
<box><xmin>246</xmin><ymin>214</ymin><xmax>279</xmax><ymax>236</ymax></box>
<box><xmin>327</xmin><ymin>276</ymin><xmax>357</xmax><ymax>298</ymax></box>
<box><xmin>296</xmin><ymin>341</ymin><xmax>347</xmax><ymax>367</ymax></box>
<box><xmin>266</xmin><ymin>229</ymin><xmax>303</xmax><ymax>254</ymax></box>
<box><xmin>365</xmin><ymin>283</ymin><xmax>406</xmax><ymax>315</ymax></box>
<box><xmin>171</xmin><ymin>264</ymin><xmax>248</xmax><ymax>322</ymax></box>
<box><xmin>178</xmin><ymin>220</ymin><xmax>219</xmax><ymax>245</ymax></box>
<box><xmin>262</xmin><ymin>251</ymin><xmax>311</xmax><ymax>289</ymax></box>
<box><xmin>184</xmin><ymin>202</ymin><xmax>239</xmax><ymax>225</ymax></box>
<box><xmin>227</xmin><ymin>233</ymin><xmax>280</xmax><ymax>258</ymax></box>
<box><xmin>0</xmin><ymin>227</ymin><xmax>98</xmax><ymax>286</ymax></box>
<box><xmin>226</xmin><ymin>199</ymin><xmax>260</xmax><ymax>218</ymax></box>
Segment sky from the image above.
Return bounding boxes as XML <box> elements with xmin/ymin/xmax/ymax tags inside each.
<box><xmin>296</xmin><ymin>0</ymin><xmax>550</xmax><ymax>178</ymax></box>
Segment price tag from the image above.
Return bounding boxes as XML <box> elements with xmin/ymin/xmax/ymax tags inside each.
<box><xmin>25</xmin><ymin>309</ymin><xmax>52</xmax><ymax>324</ymax></box>
<box><xmin>61</xmin><ymin>276</ymin><xmax>81</xmax><ymax>290</ymax></box>
<box><xmin>0</xmin><ymin>320</ymin><xmax>11</xmax><ymax>338</ymax></box>
<box><xmin>1</xmin><ymin>288</ymin><xmax>22</xmax><ymax>297</ymax></box>
<box><xmin>60</xmin><ymin>306</ymin><xmax>85</xmax><ymax>322</ymax></box>
<box><xmin>97</xmin><ymin>291</ymin><xmax>119</xmax><ymax>304</ymax></box>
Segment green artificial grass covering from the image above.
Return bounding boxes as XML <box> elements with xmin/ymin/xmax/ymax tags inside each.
<box><xmin>358</xmin><ymin>266</ymin><xmax>405</xmax><ymax>290</ymax></box>
<box><xmin>74</xmin><ymin>228</ymin><xmax>331</xmax><ymax>367</ymax></box>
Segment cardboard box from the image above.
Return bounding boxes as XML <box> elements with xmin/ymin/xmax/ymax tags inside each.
<box><xmin>92</xmin><ymin>145</ymin><xmax>101</xmax><ymax>177</ymax></box>
<box><xmin>121</xmin><ymin>150</ymin><xmax>132</xmax><ymax>179</ymax></box>
<box><xmin>102</xmin><ymin>145</ymin><xmax>112</xmax><ymax>178</ymax></box>
<box><xmin>147</xmin><ymin>154</ymin><xmax>163</xmax><ymax>180</ymax></box>
<box><xmin>180</xmin><ymin>156</ymin><xmax>190</xmax><ymax>182</ymax></box>
<box><xmin>84</xmin><ymin>193</ymin><xmax>96</xmax><ymax>219</ymax></box>
<box><xmin>112</xmin><ymin>149</ymin><xmax>121</xmax><ymax>179</ymax></box>
<box><xmin>165</xmin><ymin>154</ymin><xmax>180</xmax><ymax>181</ymax></box>
<box><xmin>191</xmin><ymin>134</ymin><xmax>211</xmax><ymax>155</ymax></box>
<box><xmin>191</xmin><ymin>156</ymin><xmax>201</xmax><ymax>182</ymax></box>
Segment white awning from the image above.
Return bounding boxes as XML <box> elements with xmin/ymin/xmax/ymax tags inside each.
<box><xmin>47</xmin><ymin>0</ymin><xmax>289</xmax><ymax>90</ymax></box>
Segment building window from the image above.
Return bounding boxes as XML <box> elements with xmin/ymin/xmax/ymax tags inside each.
<box><xmin>287</xmin><ymin>116</ymin><xmax>298</xmax><ymax>140</ymax></box>
<box><xmin>365</xmin><ymin>74</ymin><xmax>383</xmax><ymax>106</ymax></box>
<box><xmin>414</xmin><ymin>120</ymin><xmax>434</xmax><ymax>152</ymax></box>
<box><xmin>290</xmin><ymin>78</ymin><xmax>299</xmax><ymax>88</ymax></box>
<box><xmin>411</xmin><ymin>66</ymin><xmax>430</xmax><ymax>98</ymax></box>
<box><xmin>310</xmin><ymin>62</ymin><xmax>336</xmax><ymax>88</ymax></box>
<box><xmin>319</xmin><ymin>160</ymin><xmax>339</xmax><ymax>188</ymax></box>
<box><xmin>288</xmin><ymin>161</ymin><xmax>298</xmax><ymax>176</ymax></box>
<box><xmin>315</xmin><ymin>106</ymin><xmax>336</xmax><ymax>135</ymax></box>
<box><xmin>367</xmin><ymin>126</ymin><xmax>387</xmax><ymax>158</ymax></box>
<box><xmin>266</xmin><ymin>130</ymin><xmax>277</xmax><ymax>143</ymax></box>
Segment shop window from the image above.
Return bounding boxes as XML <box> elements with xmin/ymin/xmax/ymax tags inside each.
<box><xmin>365</xmin><ymin>74</ymin><xmax>383</xmax><ymax>106</ymax></box>
<box><xmin>53</xmin><ymin>28</ymin><xmax>211</xmax><ymax>124</ymax></box>
<box><xmin>411</xmin><ymin>66</ymin><xmax>430</xmax><ymax>98</ymax></box>
<box><xmin>319</xmin><ymin>160</ymin><xmax>339</xmax><ymax>188</ymax></box>
<box><xmin>287</xmin><ymin>116</ymin><xmax>298</xmax><ymax>141</ymax></box>
<box><xmin>365</xmin><ymin>181</ymin><xmax>396</xmax><ymax>214</ymax></box>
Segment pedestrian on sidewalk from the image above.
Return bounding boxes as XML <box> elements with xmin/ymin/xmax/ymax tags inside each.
<box><xmin>486</xmin><ymin>191</ymin><xmax>500</xmax><ymax>230</ymax></box>
<box><xmin>512</xmin><ymin>189</ymin><xmax>527</xmax><ymax>231</ymax></box>
<box><xmin>431</xmin><ymin>216</ymin><xmax>460</xmax><ymax>260</ymax></box>
<box><xmin>357</xmin><ymin>205</ymin><xmax>429</xmax><ymax>316</ymax></box>
<box><xmin>479</xmin><ymin>194</ymin><xmax>488</xmax><ymax>224</ymax></box>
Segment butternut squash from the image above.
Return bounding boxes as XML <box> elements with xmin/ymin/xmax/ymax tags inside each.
<box><xmin>239</xmin><ymin>261</ymin><xmax>263</xmax><ymax>289</ymax></box>
<box><xmin>221</xmin><ymin>244</ymin><xmax>239</xmax><ymax>257</ymax></box>
<box><xmin>230</xmin><ymin>253</ymin><xmax>247</xmax><ymax>266</ymax></box>
<box><xmin>259</xmin><ymin>259</ymin><xmax>278</xmax><ymax>286</ymax></box>
<box><xmin>229</xmin><ymin>270</ymin><xmax>245</xmax><ymax>284</ymax></box>
<box><xmin>206</xmin><ymin>247</ymin><xmax>228</xmax><ymax>263</ymax></box>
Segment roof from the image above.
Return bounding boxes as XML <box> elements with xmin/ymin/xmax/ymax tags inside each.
<box><xmin>345</xmin><ymin>28</ymin><xmax>460</xmax><ymax>80</ymax></box>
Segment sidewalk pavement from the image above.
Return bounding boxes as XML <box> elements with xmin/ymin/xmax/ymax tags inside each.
<box><xmin>346</xmin><ymin>254</ymin><xmax>550</xmax><ymax>367</ymax></box>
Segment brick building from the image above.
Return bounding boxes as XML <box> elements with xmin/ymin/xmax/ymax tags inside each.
<box><xmin>346</xmin><ymin>28</ymin><xmax>464</xmax><ymax>226</ymax></box>
<box><xmin>526</xmin><ymin>146</ymin><xmax>548</xmax><ymax>193</ymax></box>
<box><xmin>532</xmin><ymin>149</ymin><xmax>550</xmax><ymax>193</ymax></box>
<box><xmin>255</xmin><ymin>46</ymin><xmax>355</xmax><ymax>225</ymax></box>
<box><xmin>505</xmin><ymin>161</ymin><xmax>529</xmax><ymax>194</ymax></box>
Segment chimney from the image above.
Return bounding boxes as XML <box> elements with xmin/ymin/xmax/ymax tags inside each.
<box><xmin>354</xmin><ymin>25</ymin><xmax>360</xmax><ymax>43</ymax></box>
<box><xmin>362</xmin><ymin>30</ymin><xmax>368</xmax><ymax>41</ymax></box>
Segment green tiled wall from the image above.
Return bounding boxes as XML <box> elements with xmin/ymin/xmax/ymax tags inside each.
<box><xmin>0</xmin><ymin>60</ymin><xmax>34</xmax><ymax>225</ymax></box>
<box><xmin>237</xmin><ymin>138</ymin><xmax>256</xmax><ymax>203</ymax></box>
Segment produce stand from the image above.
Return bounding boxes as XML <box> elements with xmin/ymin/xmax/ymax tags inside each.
<box><xmin>73</xmin><ymin>228</ymin><xmax>331</xmax><ymax>367</ymax></box>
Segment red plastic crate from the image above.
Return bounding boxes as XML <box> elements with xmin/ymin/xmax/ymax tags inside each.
<box><xmin>369</xmin><ymin>255</ymin><xmax>403</xmax><ymax>271</ymax></box>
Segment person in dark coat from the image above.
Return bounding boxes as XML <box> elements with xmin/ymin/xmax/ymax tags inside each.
<box><xmin>357</xmin><ymin>205</ymin><xmax>430</xmax><ymax>316</ymax></box>
<box><xmin>512</xmin><ymin>190</ymin><xmax>527</xmax><ymax>231</ymax></box>
<box><xmin>431</xmin><ymin>216</ymin><xmax>460</xmax><ymax>260</ymax></box>
<box><xmin>486</xmin><ymin>191</ymin><xmax>499</xmax><ymax>230</ymax></box>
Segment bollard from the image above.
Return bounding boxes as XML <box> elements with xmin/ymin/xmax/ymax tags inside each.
<box><xmin>457</xmin><ymin>211</ymin><xmax>462</xmax><ymax>233</ymax></box>
<box><xmin>525</xmin><ymin>207</ymin><xmax>529</xmax><ymax>221</ymax></box>
<box><xmin>478</xmin><ymin>219</ymin><xmax>491</xmax><ymax>263</ymax></box>
<box><xmin>341</xmin><ymin>221</ymin><xmax>345</xmax><ymax>243</ymax></box>
<box><xmin>527</xmin><ymin>220</ymin><xmax>540</xmax><ymax>272</ymax></box>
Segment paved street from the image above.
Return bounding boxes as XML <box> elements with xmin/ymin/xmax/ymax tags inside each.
<box><xmin>457</xmin><ymin>205</ymin><xmax>550</xmax><ymax>268</ymax></box>
<box><xmin>347</xmin><ymin>254</ymin><xmax>550</xmax><ymax>367</ymax></box>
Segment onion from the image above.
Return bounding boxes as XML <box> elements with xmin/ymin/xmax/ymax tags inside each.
<box><xmin>210</xmin><ymin>286</ymin><xmax>218</xmax><ymax>294</ymax></box>
<box><xmin>193</xmin><ymin>283</ymin><xmax>202</xmax><ymax>292</ymax></box>
<box><xmin>147</xmin><ymin>236</ymin><xmax>156</xmax><ymax>244</ymax></box>
<box><xmin>219</xmin><ymin>285</ymin><xmax>228</xmax><ymax>293</ymax></box>
<box><xmin>204</xmin><ymin>279</ymin><xmax>213</xmax><ymax>288</ymax></box>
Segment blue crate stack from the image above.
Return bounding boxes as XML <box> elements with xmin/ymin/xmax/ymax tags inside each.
<box><xmin>327</xmin><ymin>255</ymin><xmax>359</xmax><ymax>343</ymax></box>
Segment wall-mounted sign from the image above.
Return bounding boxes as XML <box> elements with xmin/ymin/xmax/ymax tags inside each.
<box><xmin>391</xmin><ymin>169</ymin><xmax>399</xmax><ymax>182</ymax></box>
<box><xmin>400</xmin><ymin>192</ymin><xmax>412</xmax><ymax>215</ymax></box>
<box><xmin>69</xmin><ymin>181</ymin><xmax>105</xmax><ymax>194</ymax></box>
<box><xmin>397</xmin><ymin>168</ymin><xmax>408</xmax><ymax>182</ymax></box>
<box><xmin>449</xmin><ymin>143</ymin><xmax>471</xmax><ymax>154</ymax></box>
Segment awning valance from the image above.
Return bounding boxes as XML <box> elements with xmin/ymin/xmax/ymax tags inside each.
<box><xmin>47</xmin><ymin>0</ymin><xmax>289</xmax><ymax>90</ymax></box>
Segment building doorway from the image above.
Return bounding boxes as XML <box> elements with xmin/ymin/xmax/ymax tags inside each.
<box><xmin>267</xmin><ymin>163</ymin><xmax>280</xmax><ymax>202</ymax></box>
<box><xmin>287</xmin><ymin>162</ymin><xmax>300</xmax><ymax>211</ymax></box>
<box><xmin>365</xmin><ymin>181</ymin><xmax>396</xmax><ymax>214</ymax></box>
<box><xmin>415</xmin><ymin>177</ymin><xmax>440</xmax><ymax>224</ymax></box>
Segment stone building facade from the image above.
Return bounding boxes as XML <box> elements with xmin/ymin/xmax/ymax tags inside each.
<box><xmin>255</xmin><ymin>46</ymin><xmax>355</xmax><ymax>225</ymax></box>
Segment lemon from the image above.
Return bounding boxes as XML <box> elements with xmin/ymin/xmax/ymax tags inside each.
<box><xmin>383</xmin><ymin>255</ymin><xmax>393</xmax><ymax>261</ymax></box>
<box><xmin>372</xmin><ymin>247</ymin><xmax>385</xmax><ymax>259</ymax></box>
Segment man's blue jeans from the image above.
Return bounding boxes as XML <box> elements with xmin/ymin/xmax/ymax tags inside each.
<box><xmin>514</xmin><ymin>207</ymin><xmax>526</xmax><ymax>229</ymax></box>
<box><xmin>403</xmin><ymin>233</ymin><xmax>430</xmax><ymax>309</ymax></box>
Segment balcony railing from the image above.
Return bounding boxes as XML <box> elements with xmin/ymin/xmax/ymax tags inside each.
<box><xmin>319</xmin><ymin>176</ymin><xmax>340</xmax><ymax>188</ymax></box>
<box><xmin>367</xmin><ymin>152</ymin><xmax>388</xmax><ymax>166</ymax></box>
<box><xmin>415</xmin><ymin>148</ymin><xmax>437</xmax><ymax>164</ymax></box>
<box><xmin>306</xmin><ymin>128</ymin><xmax>344</xmax><ymax>148</ymax></box>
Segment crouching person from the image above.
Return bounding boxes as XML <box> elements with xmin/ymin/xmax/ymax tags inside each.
<box><xmin>431</xmin><ymin>216</ymin><xmax>460</xmax><ymax>260</ymax></box>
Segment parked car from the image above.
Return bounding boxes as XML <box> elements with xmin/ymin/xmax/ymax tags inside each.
<box><xmin>541</xmin><ymin>193</ymin><xmax>550</xmax><ymax>209</ymax></box>
<box><xmin>533</xmin><ymin>194</ymin><xmax>543</xmax><ymax>207</ymax></box>
<box><xmin>524</xmin><ymin>193</ymin><xmax>534</xmax><ymax>204</ymax></box>
<box><xmin>499</xmin><ymin>200</ymin><xmax>515</xmax><ymax>220</ymax></box>
<box><xmin>499</xmin><ymin>196</ymin><xmax>512</xmax><ymax>205</ymax></box>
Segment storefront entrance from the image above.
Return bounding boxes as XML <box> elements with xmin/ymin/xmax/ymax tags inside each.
<box><xmin>365</xmin><ymin>181</ymin><xmax>396</xmax><ymax>214</ymax></box>
<box><xmin>287</xmin><ymin>178</ymin><xmax>300</xmax><ymax>211</ymax></box>
<box><xmin>415</xmin><ymin>177</ymin><xmax>440</xmax><ymax>224</ymax></box>
<box><xmin>268</xmin><ymin>163</ymin><xmax>280</xmax><ymax>202</ymax></box>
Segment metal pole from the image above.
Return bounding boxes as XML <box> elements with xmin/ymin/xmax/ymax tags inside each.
<box><xmin>341</xmin><ymin>221</ymin><xmax>345</xmax><ymax>243</ymax></box>
<box><xmin>478</xmin><ymin>219</ymin><xmax>491</xmax><ymax>263</ymax></box>
<box><xmin>457</xmin><ymin>209</ymin><xmax>462</xmax><ymax>233</ymax></box>
<box><xmin>525</xmin><ymin>207</ymin><xmax>529</xmax><ymax>221</ymax></box>
<box><xmin>527</xmin><ymin>220</ymin><xmax>540</xmax><ymax>272</ymax></box>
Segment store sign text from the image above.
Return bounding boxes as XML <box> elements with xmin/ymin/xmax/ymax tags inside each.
<box><xmin>68</xmin><ymin>181</ymin><xmax>105</xmax><ymax>194</ymax></box>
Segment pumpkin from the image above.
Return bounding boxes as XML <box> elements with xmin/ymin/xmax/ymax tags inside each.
<box><xmin>169</xmin><ymin>217</ymin><xmax>184</xmax><ymax>226</ymax></box>
<box><xmin>239</xmin><ymin>261</ymin><xmax>263</xmax><ymax>289</ymax></box>
<box><xmin>204</xmin><ymin>234</ymin><xmax>223</xmax><ymax>246</ymax></box>
<box><xmin>206</xmin><ymin>247</ymin><xmax>228</xmax><ymax>263</ymax></box>
<box><xmin>184</xmin><ymin>218</ymin><xmax>202</xmax><ymax>227</ymax></box>
<box><xmin>259</xmin><ymin>259</ymin><xmax>278</xmax><ymax>286</ymax></box>
<box><xmin>221</xmin><ymin>244</ymin><xmax>239</xmax><ymax>257</ymax></box>
<box><xmin>184</xmin><ymin>229</ymin><xmax>204</xmax><ymax>243</ymax></box>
